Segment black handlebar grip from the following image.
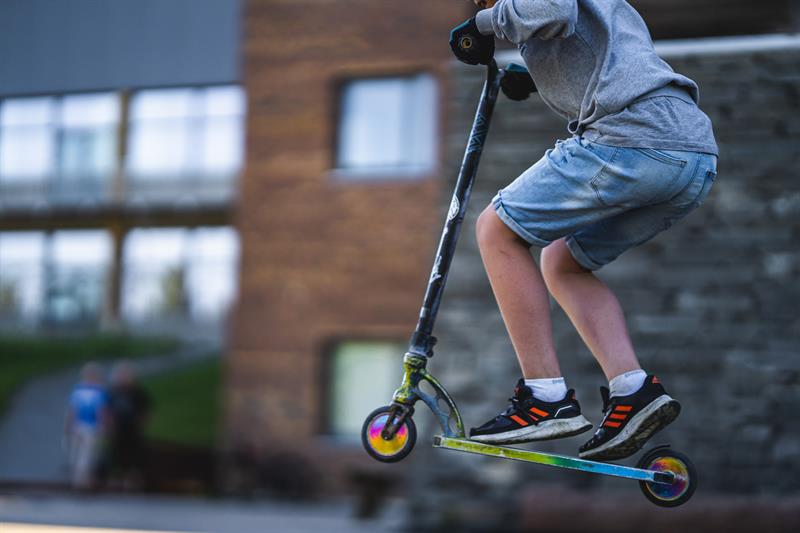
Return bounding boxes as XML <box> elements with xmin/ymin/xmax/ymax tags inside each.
<box><xmin>501</xmin><ymin>63</ymin><xmax>537</xmax><ymax>101</ymax></box>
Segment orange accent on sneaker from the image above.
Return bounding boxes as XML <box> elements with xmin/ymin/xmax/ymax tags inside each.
<box><xmin>510</xmin><ymin>415</ymin><xmax>529</xmax><ymax>427</ymax></box>
<box><xmin>652</xmin><ymin>376</ymin><xmax>660</xmax><ymax>384</ymax></box>
<box><xmin>604</xmin><ymin>420</ymin><xmax>622</xmax><ymax>428</ymax></box>
<box><xmin>529</xmin><ymin>407</ymin><xmax>549</xmax><ymax>418</ymax></box>
<box><xmin>609</xmin><ymin>413</ymin><xmax>627</xmax><ymax>420</ymax></box>
<box><xmin>614</xmin><ymin>405</ymin><xmax>633</xmax><ymax>412</ymax></box>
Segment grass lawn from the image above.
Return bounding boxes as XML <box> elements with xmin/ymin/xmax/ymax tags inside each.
<box><xmin>142</xmin><ymin>357</ymin><xmax>222</xmax><ymax>449</ymax></box>
<box><xmin>0</xmin><ymin>333</ymin><xmax>180</xmax><ymax>415</ymax></box>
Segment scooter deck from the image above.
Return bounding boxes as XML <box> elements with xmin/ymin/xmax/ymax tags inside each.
<box><xmin>433</xmin><ymin>436</ymin><xmax>674</xmax><ymax>485</ymax></box>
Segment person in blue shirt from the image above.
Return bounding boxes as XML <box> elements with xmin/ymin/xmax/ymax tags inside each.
<box><xmin>64</xmin><ymin>362</ymin><xmax>110</xmax><ymax>489</ymax></box>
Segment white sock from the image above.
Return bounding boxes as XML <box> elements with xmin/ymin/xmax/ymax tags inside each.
<box><xmin>524</xmin><ymin>377</ymin><xmax>568</xmax><ymax>402</ymax></box>
<box><xmin>609</xmin><ymin>369</ymin><xmax>647</xmax><ymax>398</ymax></box>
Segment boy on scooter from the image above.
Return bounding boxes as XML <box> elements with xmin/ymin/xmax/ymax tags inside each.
<box><xmin>449</xmin><ymin>0</ymin><xmax>717</xmax><ymax>460</ymax></box>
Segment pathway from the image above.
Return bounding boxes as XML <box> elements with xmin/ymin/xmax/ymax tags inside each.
<box><xmin>0</xmin><ymin>493</ymin><xmax>404</xmax><ymax>533</ymax></box>
<box><xmin>0</xmin><ymin>346</ymin><xmax>216</xmax><ymax>482</ymax></box>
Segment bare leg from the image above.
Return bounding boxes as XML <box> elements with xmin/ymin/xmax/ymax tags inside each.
<box><xmin>476</xmin><ymin>206</ymin><xmax>561</xmax><ymax>379</ymax></box>
<box><xmin>540</xmin><ymin>238</ymin><xmax>641</xmax><ymax>380</ymax></box>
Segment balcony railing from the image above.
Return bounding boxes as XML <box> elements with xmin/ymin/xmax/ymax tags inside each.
<box><xmin>0</xmin><ymin>85</ymin><xmax>245</xmax><ymax>213</ymax></box>
<box><xmin>0</xmin><ymin>173</ymin><xmax>239</xmax><ymax>211</ymax></box>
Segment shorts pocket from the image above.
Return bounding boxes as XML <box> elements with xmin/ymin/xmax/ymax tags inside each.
<box><xmin>580</xmin><ymin>139</ymin><xmax>619</xmax><ymax>163</ymax></box>
<box><xmin>692</xmin><ymin>169</ymin><xmax>717</xmax><ymax>208</ymax></box>
<box><xmin>663</xmin><ymin>169</ymin><xmax>716</xmax><ymax>229</ymax></box>
<box><xmin>590</xmin><ymin>147</ymin><xmax>684</xmax><ymax>208</ymax></box>
<box><xmin>634</xmin><ymin>148</ymin><xmax>688</xmax><ymax>168</ymax></box>
<box><xmin>669</xmin><ymin>168</ymin><xmax>716</xmax><ymax>209</ymax></box>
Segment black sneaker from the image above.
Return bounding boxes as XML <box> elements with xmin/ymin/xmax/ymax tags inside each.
<box><xmin>470</xmin><ymin>379</ymin><xmax>592</xmax><ymax>444</ymax></box>
<box><xmin>578</xmin><ymin>375</ymin><xmax>680</xmax><ymax>461</ymax></box>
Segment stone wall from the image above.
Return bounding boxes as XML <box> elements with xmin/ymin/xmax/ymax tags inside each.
<box><xmin>627</xmin><ymin>0</ymin><xmax>798</xmax><ymax>40</ymax></box>
<box><xmin>409</xmin><ymin>37</ymin><xmax>800</xmax><ymax>529</ymax></box>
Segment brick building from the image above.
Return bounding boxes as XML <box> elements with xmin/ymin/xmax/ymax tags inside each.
<box><xmin>225</xmin><ymin>0</ymin><xmax>470</xmax><ymax>477</ymax></box>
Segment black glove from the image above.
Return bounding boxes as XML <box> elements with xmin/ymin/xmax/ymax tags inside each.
<box><xmin>449</xmin><ymin>18</ymin><xmax>495</xmax><ymax>66</ymax></box>
<box><xmin>501</xmin><ymin>63</ymin><xmax>537</xmax><ymax>101</ymax></box>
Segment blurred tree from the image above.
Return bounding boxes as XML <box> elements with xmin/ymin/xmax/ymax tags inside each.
<box><xmin>159</xmin><ymin>266</ymin><xmax>188</xmax><ymax>317</ymax></box>
<box><xmin>0</xmin><ymin>282</ymin><xmax>17</xmax><ymax>317</ymax></box>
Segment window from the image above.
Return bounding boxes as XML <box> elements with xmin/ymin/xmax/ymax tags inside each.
<box><xmin>336</xmin><ymin>74</ymin><xmax>437</xmax><ymax>177</ymax></box>
<box><xmin>121</xmin><ymin>228</ymin><xmax>186</xmax><ymax>321</ymax></box>
<box><xmin>45</xmin><ymin>230</ymin><xmax>112</xmax><ymax>324</ymax></box>
<box><xmin>0</xmin><ymin>232</ymin><xmax>46</xmax><ymax>323</ymax></box>
<box><xmin>121</xmin><ymin>227</ymin><xmax>240</xmax><ymax>323</ymax></box>
<box><xmin>0</xmin><ymin>93</ymin><xmax>118</xmax><ymax>200</ymax></box>
<box><xmin>127</xmin><ymin>86</ymin><xmax>245</xmax><ymax>182</ymax></box>
<box><xmin>0</xmin><ymin>230</ymin><xmax>111</xmax><ymax>325</ymax></box>
<box><xmin>0</xmin><ymin>98</ymin><xmax>56</xmax><ymax>182</ymax></box>
<box><xmin>183</xmin><ymin>227</ymin><xmax>240</xmax><ymax>320</ymax></box>
<box><xmin>326</xmin><ymin>341</ymin><xmax>403</xmax><ymax>438</ymax></box>
<box><xmin>0</xmin><ymin>86</ymin><xmax>243</xmax><ymax>204</ymax></box>
<box><xmin>60</xmin><ymin>93</ymin><xmax>119</xmax><ymax>181</ymax></box>
<box><xmin>0</xmin><ymin>226</ymin><xmax>240</xmax><ymax>328</ymax></box>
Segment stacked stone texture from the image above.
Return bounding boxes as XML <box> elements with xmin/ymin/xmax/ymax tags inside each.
<box><xmin>628</xmin><ymin>0</ymin><xmax>799</xmax><ymax>39</ymax></box>
<box><xmin>408</xmin><ymin>45</ymin><xmax>800</xmax><ymax>527</ymax></box>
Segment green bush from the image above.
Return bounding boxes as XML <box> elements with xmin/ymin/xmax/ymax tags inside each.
<box><xmin>142</xmin><ymin>357</ymin><xmax>222</xmax><ymax>449</ymax></box>
<box><xmin>0</xmin><ymin>333</ymin><xmax>180</xmax><ymax>415</ymax></box>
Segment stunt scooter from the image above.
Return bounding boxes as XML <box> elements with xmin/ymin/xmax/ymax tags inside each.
<box><xmin>360</xmin><ymin>60</ymin><xmax>698</xmax><ymax>508</ymax></box>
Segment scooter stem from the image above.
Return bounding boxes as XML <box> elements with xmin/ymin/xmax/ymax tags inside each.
<box><xmin>409</xmin><ymin>61</ymin><xmax>504</xmax><ymax>359</ymax></box>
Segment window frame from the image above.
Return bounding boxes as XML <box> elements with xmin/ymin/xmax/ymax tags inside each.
<box><xmin>317</xmin><ymin>336</ymin><xmax>407</xmax><ymax>441</ymax></box>
<box><xmin>125</xmin><ymin>84</ymin><xmax>246</xmax><ymax>183</ymax></box>
<box><xmin>329</xmin><ymin>71</ymin><xmax>440</xmax><ymax>183</ymax></box>
<box><xmin>120</xmin><ymin>226</ymin><xmax>241</xmax><ymax>324</ymax></box>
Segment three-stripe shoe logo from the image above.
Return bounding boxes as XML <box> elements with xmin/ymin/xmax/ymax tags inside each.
<box><xmin>604</xmin><ymin>405</ymin><xmax>632</xmax><ymax>428</ymax></box>
<box><xmin>510</xmin><ymin>407</ymin><xmax>549</xmax><ymax>428</ymax></box>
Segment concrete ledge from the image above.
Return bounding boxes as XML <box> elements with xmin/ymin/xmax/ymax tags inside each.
<box><xmin>654</xmin><ymin>32</ymin><xmax>800</xmax><ymax>58</ymax></box>
<box><xmin>495</xmin><ymin>32</ymin><xmax>800</xmax><ymax>65</ymax></box>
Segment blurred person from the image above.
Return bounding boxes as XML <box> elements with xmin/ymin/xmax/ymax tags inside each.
<box><xmin>107</xmin><ymin>360</ymin><xmax>151</xmax><ymax>489</ymax></box>
<box><xmin>64</xmin><ymin>362</ymin><xmax>110</xmax><ymax>489</ymax></box>
<box><xmin>451</xmin><ymin>1</ymin><xmax>717</xmax><ymax>459</ymax></box>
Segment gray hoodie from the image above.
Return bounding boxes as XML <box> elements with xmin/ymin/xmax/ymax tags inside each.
<box><xmin>476</xmin><ymin>0</ymin><xmax>718</xmax><ymax>154</ymax></box>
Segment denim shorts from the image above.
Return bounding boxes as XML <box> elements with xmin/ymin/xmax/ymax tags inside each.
<box><xmin>492</xmin><ymin>137</ymin><xmax>718</xmax><ymax>270</ymax></box>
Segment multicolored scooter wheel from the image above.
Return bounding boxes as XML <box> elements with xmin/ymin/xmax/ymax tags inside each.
<box><xmin>637</xmin><ymin>447</ymin><xmax>697</xmax><ymax>507</ymax></box>
<box><xmin>361</xmin><ymin>405</ymin><xmax>417</xmax><ymax>463</ymax></box>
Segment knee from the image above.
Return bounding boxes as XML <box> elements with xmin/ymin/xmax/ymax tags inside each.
<box><xmin>541</xmin><ymin>239</ymin><xmax>587</xmax><ymax>287</ymax></box>
<box><xmin>476</xmin><ymin>204</ymin><xmax>523</xmax><ymax>249</ymax></box>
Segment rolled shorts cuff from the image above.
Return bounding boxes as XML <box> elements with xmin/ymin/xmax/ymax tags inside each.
<box><xmin>492</xmin><ymin>192</ymin><xmax>551</xmax><ymax>248</ymax></box>
<box><xmin>565</xmin><ymin>236</ymin><xmax>604</xmax><ymax>271</ymax></box>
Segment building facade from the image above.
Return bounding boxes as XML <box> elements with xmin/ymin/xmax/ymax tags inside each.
<box><xmin>0</xmin><ymin>0</ymin><xmax>243</xmax><ymax>336</ymax></box>
<box><xmin>1</xmin><ymin>0</ymin><xmax>797</xmax><ymax>509</ymax></box>
<box><xmin>225</xmin><ymin>0</ymin><xmax>470</xmax><ymax>483</ymax></box>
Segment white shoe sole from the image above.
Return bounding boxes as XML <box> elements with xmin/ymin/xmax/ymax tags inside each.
<box><xmin>470</xmin><ymin>415</ymin><xmax>593</xmax><ymax>445</ymax></box>
<box><xmin>578</xmin><ymin>394</ymin><xmax>680</xmax><ymax>461</ymax></box>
